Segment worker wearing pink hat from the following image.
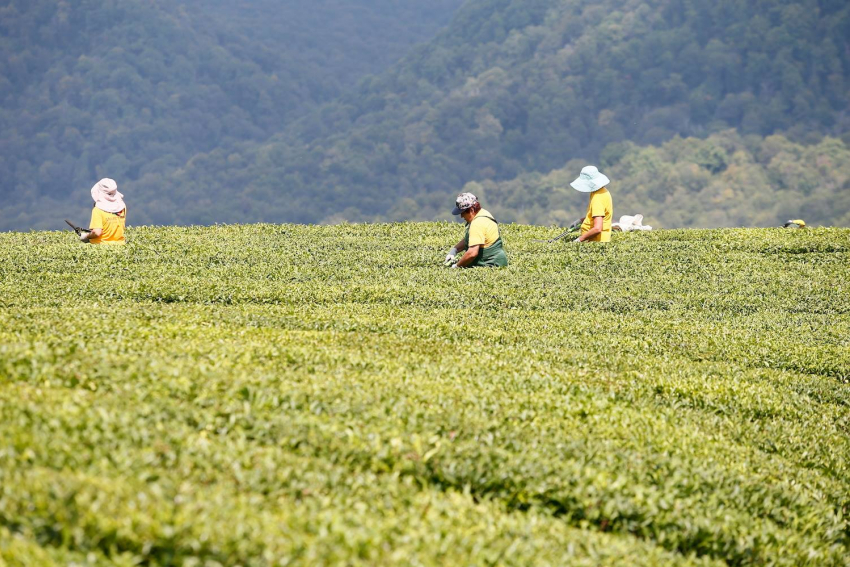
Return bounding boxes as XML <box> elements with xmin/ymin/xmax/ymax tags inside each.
<box><xmin>80</xmin><ymin>178</ymin><xmax>127</xmax><ymax>244</ymax></box>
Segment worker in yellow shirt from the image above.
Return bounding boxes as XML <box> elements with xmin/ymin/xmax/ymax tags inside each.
<box><xmin>444</xmin><ymin>192</ymin><xmax>508</xmax><ymax>268</ymax></box>
<box><xmin>570</xmin><ymin>165</ymin><xmax>613</xmax><ymax>242</ymax></box>
<box><xmin>80</xmin><ymin>178</ymin><xmax>127</xmax><ymax>244</ymax></box>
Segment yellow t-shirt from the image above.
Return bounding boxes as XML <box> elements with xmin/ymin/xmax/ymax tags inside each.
<box><xmin>580</xmin><ymin>188</ymin><xmax>613</xmax><ymax>242</ymax></box>
<box><xmin>89</xmin><ymin>207</ymin><xmax>126</xmax><ymax>244</ymax></box>
<box><xmin>468</xmin><ymin>209</ymin><xmax>500</xmax><ymax>249</ymax></box>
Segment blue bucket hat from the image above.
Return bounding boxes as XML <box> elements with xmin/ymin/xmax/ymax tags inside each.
<box><xmin>570</xmin><ymin>166</ymin><xmax>610</xmax><ymax>193</ymax></box>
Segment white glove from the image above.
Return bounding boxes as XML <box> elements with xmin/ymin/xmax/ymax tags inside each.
<box><xmin>573</xmin><ymin>237</ymin><xmax>581</xmax><ymax>243</ymax></box>
<box><xmin>444</xmin><ymin>247</ymin><xmax>458</xmax><ymax>266</ymax></box>
<box><xmin>79</xmin><ymin>230</ymin><xmax>92</xmax><ymax>242</ymax></box>
<box><xmin>450</xmin><ymin>263</ymin><xmax>459</xmax><ymax>269</ymax></box>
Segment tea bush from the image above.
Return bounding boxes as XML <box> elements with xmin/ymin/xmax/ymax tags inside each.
<box><xmin>0</xmin><ymin>224</ymin><xmax>848</xmax><ymax>565</ymax></box>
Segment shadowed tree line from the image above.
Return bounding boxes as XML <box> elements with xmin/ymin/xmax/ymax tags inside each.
<box><xmin>467</xmin><ymin>132</ymin><xmax>850</xmax><ymax>229</ymax></box>
<box><xmin>1</xmin><ymin>0</ymin><xmax>848</xmax><ymax>230</ymax></box>
<box><xmin>0</xmin><ymin>0</ymin><xmax>464</xmax><ymax>229</ymax></box>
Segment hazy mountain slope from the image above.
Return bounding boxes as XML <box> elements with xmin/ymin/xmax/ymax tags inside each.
<box><xmin>185</xmin><ymin>0</ymin><xmax>468</xmax><ymax>89</ymax></box>
<box><xmin>473</xmin><ymin>132</ymin><xmax>850</xmax><ymax>229</ymax></box>
<box><xmin>155</xmin><ymin>0</ymin><xmax>849</xmax><ymax>226</ymax></box>
<box><xmin>4</xmin><ymin>0</ymin><xmax>849</xmax><ymax>230</ymax></box>
<box><xmin>0</xmin><ymin>0</ymin><xmax>464</xmax><ymax>230</ymax></box>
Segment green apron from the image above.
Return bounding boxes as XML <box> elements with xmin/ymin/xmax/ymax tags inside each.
<box><xmin>464</xmin><ymin>214</ymin><xmax>508</xmax><ymax>267</ymax></box>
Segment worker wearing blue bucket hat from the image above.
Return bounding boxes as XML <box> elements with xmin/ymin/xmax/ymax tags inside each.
<box><xmin>571</xmin><ymin>165</ymin><xmax>613</xmax><ymax>243</ymax></box>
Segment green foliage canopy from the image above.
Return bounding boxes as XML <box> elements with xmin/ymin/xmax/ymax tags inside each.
<box><xmin>0</xmin><ymin>0</ymin><xmax>464</xmax><ymax>230</ymax></box>
<box><xmin>474</xmin><ymin>132</ymin><xmax>850</xmax><ymax>228</ymax></box>
<box><xmin>148</xmin><ymin>0</ymin><xmax>850</xmax><ymax>228</ymax></box>
<box><xmin>1</xmin><ymin>0</ymin><xmax>848</xmax><ymax>230</ymax></box>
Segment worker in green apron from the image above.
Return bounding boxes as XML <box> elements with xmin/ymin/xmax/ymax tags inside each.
<box><xmin>444</xmin><ymin>192</ymin><xmax>508</xmax><ymax>268</ymax></box>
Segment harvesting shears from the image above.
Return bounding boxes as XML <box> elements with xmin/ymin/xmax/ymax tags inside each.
<box><xmin>533</xmin><ymin>218</ymin><xmax>583</xmax><ymax>243</ymax></box>
<box><xmin>65</xmin><ymin>219</ymin><xmax>91</xmax><ymax>238</ymax></box>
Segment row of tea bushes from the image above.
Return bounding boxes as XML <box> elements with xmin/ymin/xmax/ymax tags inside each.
<box><xmin>0</xmin><ymin>224</ymin><xmax>847</xmax><ymax>565</ymax></box>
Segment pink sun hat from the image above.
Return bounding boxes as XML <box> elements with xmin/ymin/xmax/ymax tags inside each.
<box><xmin>91</xmin><ymin>178</ymin><xmax>125</xmax><ymax>213</ymax></box>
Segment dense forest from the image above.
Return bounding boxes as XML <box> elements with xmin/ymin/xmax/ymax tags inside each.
<box><xmin>474</xmin><ymin>132</ymin><xmax>850</xmax><ymax>229</ymax></box>
<box><xmin>0</xmin><ymin>0</ymin><xmax>464</xmax><ymax>229</ymax></box>
<box><xmin>1</xmin><ymin>0</ymin><xmax>849</xmax><ymax>230</ymax></box>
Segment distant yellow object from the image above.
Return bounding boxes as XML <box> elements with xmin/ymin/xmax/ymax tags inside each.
<box><xmin>783</xmin><ymin>219</ymin><xmax>806</xmax><ymax>228</ymax></box>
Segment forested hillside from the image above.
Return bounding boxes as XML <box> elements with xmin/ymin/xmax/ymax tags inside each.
<box><xmin>144</xmin><ymin>0</ymin><xmax>850</xmax><ymax>227</ymax></box>
<box><xmin>2</xmin><ymin>0</ymin><xmax>849</xmax><ymax>230</ymax></box>
<box><xmin>0</xmin><ymin>0</ymin><xmax>464</xmax><ymax>230</ymax></box>
<box><xmin>472</xmin><ymin>132</ymin><xmax>850</xmax><ymax>229</ymax></box>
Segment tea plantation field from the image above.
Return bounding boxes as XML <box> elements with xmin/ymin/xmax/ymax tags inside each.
<box><xmin>0</xmin><ymin>223</ymin><xmax>848</xmax><ymax>566</ymax></box>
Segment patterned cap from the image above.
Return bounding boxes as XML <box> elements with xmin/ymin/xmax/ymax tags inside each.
<box><xmin>452</xmin><ymin>192</ymin><xmax>478</xmax><ymax>215</ymax></box>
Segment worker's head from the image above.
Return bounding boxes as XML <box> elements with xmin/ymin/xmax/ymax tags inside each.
<box><xmin>91</xmin><ymin>178</ymin><xmax>125</xmax><ymax>213</ymax></box>
<box><xmin>452</xmin><ymin>192</ymin><xmax>480</xmax><ymax>218</ymax></box>
<box><xmin>570</xmin><ymin>165</ymin><xmax>610</xmax><ymax>193</ymax></box>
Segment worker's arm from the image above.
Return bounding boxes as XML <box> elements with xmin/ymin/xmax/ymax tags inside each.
<box><xmin>577</xmin><ymin>216</ymin><xmax>603</xmax><ymax>242</ymax></box>
<box><xmin>455</xmin><ymin>244</ymin><xmax>480</xmax><ymax>268</ymax></box>
<box><xmin>81</xmin><ymin>228</ymin><xmax>102</xmax><ymax>242</ymax></box>
<box><xmin>444</xmin><ymin>238</ymin><xmax>468</xmax><ymax>265</ymax></box>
